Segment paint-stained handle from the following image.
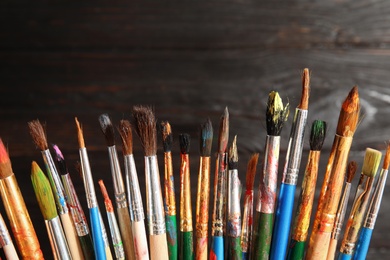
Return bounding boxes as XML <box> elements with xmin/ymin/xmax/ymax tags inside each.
<box><xmin>60</xmin><ymin>212</ymin><xmax>84</xmax><ymax>260</ymax></box>
<box><xmin>166</xmin><ymin>215</ymin><xmax>178</xmax><ymax>260</ymax></box>
<box><xmin>196</xmin><ymin>237</ymin><xmax>208</xmax><ymax>260</ymax></box>
<box><xmin>338</xmin><ymin>252</ymin><xmax>352</xmax><ymax>260</ymax></box>
<box><xmin>353</xmin><ymin>227</ymin><xmax>373</xmax><ymax>260</ymax></box>
<box><xmin>179</xmin><ymin>231</ymin><xmax>194</xmax><ymax>260</ymax></box>
<box><xmin>117</xmin><ymin>207</ymin><xmax>136</xmax><ymax>260</ymax></box>
<box><xmin>286</xmin><ymin>240</ymin><xmax>305</xmax><ymax>260</ymax></box>
<box><xmin>210</xmin><ymin>236</ymin><xmax>224</xmax><ymax>260</ymax></box>
<box><xmin>90</xmin><ymin>207</ymin><xmax>106</xmax><ymax>260</ymax></box>
<box><xmin>132</xmin><ymin>221</ymin><xmax>150</xmax><ymax>260</ymax></box>
<box><xmin>150</xmin><ymin>233</ymin><xmax>169</xmax><ymax>260</ymax></box>
<box><xmin>307</xmin><ymin>230</ymin><xmax>332</xmax><ymax>260</ymax></box>
<box><xmin>327</xmin><ymin>238</ymin><xmax>338</xmax><ymax>260</ymax></box>
<box><xmin>228</xmin><ymin>236</ymin><xmax>242</xmax><ymax>260</ymax></box>
<box><xmin>254</xmin><ymin>212</ymin><xmax>273</xmax><ymax>260</ymax></box>
<box><xmin>78</xmin><ymin>234</ymin><xmax>95</xmax><ymax>260</ymax></box>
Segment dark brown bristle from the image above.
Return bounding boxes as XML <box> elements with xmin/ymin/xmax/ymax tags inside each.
<box><xmin>298</xmin><ymin>68</ymin><xmax>310</xmax><ymax>110</ymax></box>
<box><xmin>74</xmin><ymin>161</ymin><xmax>83</xmax><ymax>180</ymax></box>
<box><xmin>383</xmin><ymin>142</ymin><xmax>390</xmax><ymax>170</ymax></box>
<box><xmin>161</xmin><ymin>121</ymin><xmax>173</xmax><ymax>153</ymax></box>
<box><xmin>132</xmin><ymin>105</ymin><xmax>157</xmax><ymax>156</ymax></box>
<box><xmin>75</xmin><ymin>117</ymin><xmax>85</xmax><ymax>148</ymax></box>
<box><xmin>98</xmin><ymin>113</ymin><xmax>115</xmax><ymax>147</ymax></box>
<box><xmin>0</xmin><ymin>139</ymin><xmax>13</xmax><ymax>179</ymax></box>
<box><xmin>28</xmin><ymin>119</ymin><xmax>48</xmax><ymax>150</ymax></box>
<box><xmin>228</xmin><ymin>135</ymin><xmax>238</xmax><ymax>169</ymax></box>
<box><xmin>217</xmin><ymin>107</ymin><xmax>229</xmax><ymax>153</ymax></box>
<box><xmin>200</xmin><ymin>118</ymin><xmax>213</xmax><ymax>157</ymax></box>
<box><xmin>346</xmin><ymin>161</ymin><xmax>357</xmax><ymax>183</ymax></box>
<box><xmin>52</xmin><ymin>144</ymin><xmax>68</xmax><ymax>176</ymax></box>
<box><xmin>336</xmin><ymin>86</ymin><xmax>360</xmax><ymax>137</ymax></box>
<box><xmin>118</xmin><ymin>120</ymin><xmax>133</xmax><ymax>155</ymax></box>
<box><xmin>246</xmin><ymin>153</ymin><xmax>259</xmax><ymax>190</ymax></box>
<box><xmin>179</xmin><ymin>134</ymin><xmax>190</xmax><ymax>154</ymax></box>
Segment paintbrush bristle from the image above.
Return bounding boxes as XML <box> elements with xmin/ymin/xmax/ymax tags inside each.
<box><xmin>362</xmin><ymin>148</ymin><xmax>382</xmax><ymax>178</ymax></box>
<box><xmin>75</xmin><ymin>117</ymin><xmax>85</xmax><ymax>148</ymax></box>
<box><xmin>246</xmin><ymin>153</ymin><xmax>259</xmax><ymax>190</ymax></box>
<box><xmin>346</xmin><ymin>161</ymin><xmax>357</xmax><ymax>183</ymax></box>
<box><xmin>228</xmin><ymin>135</ymin><xmax>238</xmax><ymax>169</ymax></box>
<box><xmin>118</xmin><ymin>120</ymin><xmax>133</xmax><ymax>156</ymax></box>
<box><xmin>200</xmin><ymin>118</ymin><xmax>213</xmax><ymax>157</ymax></box>
<box><xmin>179</xmin><ymin>133</ymin><xmax>190</xmax><ymax>154</ymax></box>
<box><xmin>161</xmin><ymin>121</ymin><xmax>173</xmax><ymax>153</ymax></box>
<box><xmin>132</xmin><ymin>105</ymin><xmax>157</xmax><ymax>156</ymax></box>
<box><xmin>0</xmin><ymin>139</ymin><xmax>12</xmax><ymax>179</ymax></box>
<box><xmin>218</xmin><ymin>107</ymin><xmax>229</xmax><ymax>153</ymax></box>
<box><xmin>383</xmin><ymin>142</ymin><xmax>390</xmax><ymax>170</ymax></box>
<box><xmin>298</xmin><ymin>68</ymin><xmax>310</xmax><ymax>110</ymax></box>
<box><xmin>98</xmin><ymin>113</ymin><xmax>115</xmax><ymax>147</ymax></box>
<box><xmin>28</xmin><ymin>119</ymin><xmax>48</xmax><ymax>151</ymax></box>
<box><xmin>266</xmin><ymin>91</ymin><xmax>289</xmax><ymax>136</ymax></box>
<box><xmin>309</xmin><ymin>120</ymin><xmax>327</xmax><ymax>151</ymax></box>
<box><xmin>31</xmin><ymin>161</ymin><xmax>57</xmax><ymax>220</ymax></box>
<box><xmin>336</xmin><ymin>86</ymin><xmax>360</xmax><ymax>137</ymax></box>
<box><xmin>52</xmin><ymin>144</ymin><xmax>68</xmax><ymax>176</ymax></box>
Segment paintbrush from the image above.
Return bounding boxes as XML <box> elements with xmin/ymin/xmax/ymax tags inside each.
<box><xmin>118</xmin><ymin>119</ymin><xmax>150</xmax><ymax>260</ymax></box>
<box><xmin>0</xmin><ymin>213</ymin><xmax>19</xmax><ymax>259</ymax></box>
<box><xmin>28</xmin><ymin>119</ymin><xmax>84</xmax><ymax>259</ymax></box>
<box><xmin>0</xmin><ymin>139</ymin><xmax>43</xmax><ymax>259</ymax></box>
<box><xmin>338</xmin><ymin>148</ymin><xmax>381</xmax><ymax>260</ymax></box>
<box><xmin>227</xmin><ymin>136</ymin><xmax>242</xmax><ymax>260</ymax></box>
<box><xmin>75</xmin><ymin>117</ymin><xmax>107</xmax><ymax>260</ymax></box>
<box><xmin>132</xmin><ymin>105</ymin><xmax>169</xmax><ymax>260</ymax></box>
<box><xmin>287</xmin><ymin>120</ymin><xmax>327</xmax><ymax>260</ymax></box>
<box><xmin>252</xmin><ymin>91</ymin><xmax>289</xmax><ymax>260</ymax></box>
<box><xmin>98</xmin><ymin>180</ymin><xmax>125</xmax><ymax>260</ymax></box>
<box><xmin>354</xmin><ymin>143</ymin><xmax>390</xmax><ymax>260</ymax></box>
<box><xmin>179</xmin><ymin>133</ymin><xmax>194</xmax><ymax>260</ymax></box>
<box><xmin>161</xmin><ymin>121</ymin><xmax>178</xmax><ymax>260</ymax></box>
<box><xmin>210</xmin><ymin>107</ymin><xmax>229</xmax><ymax>260</ymax></box>
<box><xmin>31</xmin><ymin>161</ymin><xmax>71</xmax><ymax>260</ymax></box>
<box><xmin>241</xmin><ymin>153</ymin><xmax>259</xmax><ymax>260</ymax></box>
<box><xmin>270</xmin><ymin>68</ymin><xmax>310</xmax><ymax>260</ymax></box>
<box><xmin>327</xmin><ymin>161</ymin><xmax>357</xmax><ymax>260</ymax></box>
<box><xmin>195</xmin><ymin>118</ymin><xmax>213</xmax><ymax>260</ymax></box>
<box><xmin>99</xmin><ymin>113</ymin><xmax>136</xmax><ymax>260</ymax></box>
<box><xmin>306</xmin><ymin>86</ymin><xmax>360</xmax><ymax>260</ymax></box>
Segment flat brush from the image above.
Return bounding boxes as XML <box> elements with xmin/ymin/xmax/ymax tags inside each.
<box><xmin>210</xmin><ymin>107</ymin><xmax>229</xmax><ymax>260</ymax></box>
<box><xmin>31</xmin><ymin>161</ymin><xmax>71</xmax><ymax>260</ymax></box>
<box><xmin>270</xmin><ymin>69</ymin><xmax>310</xmax><ymax>260</ymax></box>
<box><xmin>338</xmin><ymin>148</ymin><xmax>381</xmax><ymax>260</ymax></box>
<box><xmin>0</xmin><ymin>139</ymin><xmax>43</xmax><ymax>259</ymax></box>
<box><xmin>133</xmin><ymin>105</ymin><xmax>169</xmax><ymax>260</ymax></box>
<box><xmin>327</xmin><ymin>161</ymin><xmax>357</xmax><ymax>260</ymax></box>
<box><xmin>354</xmin><ymin>143</ymin><xmax>390</xmax><ymax>260</ymax></box>
<box><xmin>196</xmin><ymin>118</ymin><xmax>213</xmax><ymax>260</ymax></box>
<box><xmin>161</xmin><ymin>121</ymin><xmax>178</xmax><ymax>260</ymax></box>
<box><xmin>241</xmin><ymin>153</ymin><xmax>259</xmax><ymax>260</ymax></box>
<box><xmin>287</xmin><ymin>120</ymin><xmax>327</xmax><ymax>260</ymax></box>
<box><xmin>0</xmin><ymin>213</ymin><xmax>19</xmax><ymax>259</ymax></box>
<box><xmin>28</xmin><ymin>119</ymin><xmax>84</xmax><ymax>259</ymax></box>
<box><xmin>99</xmin><ymin>113</ymin><xmax>136</xmax><ymax>260</ymax></box>
<box><xmin>118</xmin><ymin>119</ymin><xmax>149</xmax><ymax>260</ymax></box>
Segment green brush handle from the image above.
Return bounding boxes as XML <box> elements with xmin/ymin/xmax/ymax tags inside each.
<box><xmin>166</xmin><ymin>214</ymin><xmax>178</xmax><ymax>260</ymax></box>
<box><xmin>179</xmin><ymin>231</ymin><xmax>194</xmax><ymax>260</ymax></box>
<box><xmin>286</xmin><ymin>239</ymin><xmax>305</xmax><ymax>260</ymax></box>
<box><xmin>228</xmin><ymin>236</ymin><xmax>242</xmax><ymax>260</ymax></box>
<box><xmin>253</xmin><ymin>212</ymin><xmax>273</xmax><ymax>260</ymax></box>
<box><xmin>78</xmin><ymin>234</ymin><xmax>95</xmax><ymax>260</ymax></box>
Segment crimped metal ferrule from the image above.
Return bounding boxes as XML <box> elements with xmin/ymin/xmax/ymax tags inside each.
<box><xmin>79</xmin><ymin>148</ymin><xmax>98</xmax><ymax>209</ymax></box>
<box><xmin>332</xmin><ymin>183</ymin><xmax>351</xmax><ymax>240</ymax></box>
<box><xmin>46</xmin><ymin>217</ymin><xmax>71</xmax><ymax>260</ymax></box>
<box><xmin>228</xmin><ymin>169</ymin><xmax>241</xmax><ymax>237</ymax></box>
<box><xmin>124</xmin><ymin>154</ymin><xmax>144</xmax><ymax>222</ymax></box>
<box><xmin>211</xmin><ymin>153</ymin><xmax>227</xmax><ymax>237</ymax></box>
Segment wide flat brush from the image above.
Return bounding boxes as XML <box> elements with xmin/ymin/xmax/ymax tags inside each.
<box><xmin>0</xmin><ymin>139</ymin><xmax>43</xmax><ymax>259</ymax></box>
<box><xmin>133</xmin><ymin>105</ymin><xmax>169</xmax><ymax>260</ymax></box>
<box><xmin>0</xmin><ymin>213</ymin><xmax>19</xmax><ymax>259</ymax></box>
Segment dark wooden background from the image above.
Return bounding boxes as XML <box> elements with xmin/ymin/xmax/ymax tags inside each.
<box><xmin>1</xmin><ymin>0</ymin><xmax>390</xmax><ymax>258</ymax></box>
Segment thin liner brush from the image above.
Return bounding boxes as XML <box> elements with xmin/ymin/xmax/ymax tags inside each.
<box><xmin>338</xmin><ymin>148</ymin><xmax>381</xmax><ymax>260</ymax></box>
<box><xmin>0</xmin><ymin>213</ymin><xmax>19</xmax><ymax>259</ymax></box>
<box><xmin>53</xmin><ymin>144</ymin><xmax>95</xmax><ymax>260</ymax></box>
<box><xmin>270</xmin><ymin>69</ymin><xmax>310</xmax><ymax>260</ymax></box>
<box><xmin>118</xmin><ymin>119</ymin><xmax>149</xmax><ymax>260</ymax></box>
<box><xmin>307</xmin><ymin>86</ymin><xmax>360</xmax><ymax>260</ymax></box>
<box><xmin>327</xmin><ymin>161</ymin><xmax>357</xmax><ymax>260</ymax></box>
<box><xmin>28</xmin><ymin>119</ymin><xmax>84</xmax><ymax>259</ymax></box>
<box><xmin>227</xmin><ymin>136</ymin><xmax>242</xmax><ymax>260</ymax></box>
<box><xmin>354</xmin><ymin>143</ymin><xmax>390</xmax><ymax>260</ymax></box>
<box><xmin>196</xmin><ymin>118</ymin><xmax>213</xmax><ymax>260</ymax></box>
<box><xmin>287</xmin><ymin>120</ymin><xmax>327</xmax><ymax>260</ymax></box>
<box><xmin>161</xmin><ymin>121</ymin><xmax>178</xmax><ymax>260</ymax></box>
<box><xmin>133</xmin><ymin>105</ymin><xmax>169</xmax><ymax>260</ymax></box>
<box><xmin>31</xmin><ymin>161</ymin><xmax>71</xmax><ymax>260</ymax></box>
<box><xmin>0</xmin><ymin>139</ymin><xmax>43</xmax><ymax>259</ymax></box>
<box><xmin>253</xmin><ymin>91</ymin><xmax>289</xmax><ymax>260</ymax></box>
<box><xmin>99</xmin><ymin>113</ymin><xmax>136</xmax><ymax>260</ymax></box>
<box><xmin>210</xmin><ymin>107</ymin><xmax>229</xmax><ymax>260</ymax></box>
<box><xmin>241</xmin><ymin>153</ymin><xmax>259</xmax><ymax>260</ymax></box>
<box><xmin>179</xmin><ymin>134</ymin><xmax>194</xmax><ymax>260</ymax></box>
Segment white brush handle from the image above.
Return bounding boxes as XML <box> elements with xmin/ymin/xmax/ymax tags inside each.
<box><xmin>3</xmin><ymin>243</ymin><xmax>19</xmax><ymax>260</ymax></box>
<box><xmin>132</xmin><ymin>220</ymin><xmax>150</xmax><ymax>260</ymax></box>
<box><xmin>149</xmin><ymin>233</ymin><xmax>169</xmax><ymax>260</ymax></box>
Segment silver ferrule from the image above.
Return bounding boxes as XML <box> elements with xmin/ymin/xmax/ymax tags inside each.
<box><xmin>46</xmin><ymin>216</ymin><xmax>71</xmax><ymax>260</ymax></box>
<box><xmin>211</xmin><ymin>153</ymin><xmax>227</xmax><ymax>237</ymax></box>
<box><xmin>99</xmin><ymin>208</ymin><xmax>110</xmax><ymax>248</ymax></box>
<box><xmin>108</xmin><ymin>146</ymin><xmax>127</xmax><ymax>209</ymax></box>
<box><xmin>282</xmin><ymin>109</ymin><xmax>308</xmax><ymax>185</ymax></box>
<box><xmin>124</xmin><ymin>154</ymin><xmax>145</xmax><ymax>222</ymax></box>
<box><xmin>106</xmin><ymin>211</ymin><xmax>125</xmax><ymax>259</ymax></box>
<box><xmin>364</xmin><ymin>169</ymin><xmax>388</xmax><ymax>229</ymax></box>
<box><xmin>241</xmin><ymin>190</ymin><xmax>254</xmax><ymax>252</ymax></box>
<box><xmin>0</xmin><ymin>214</ymin><xmax>11</xmax><ymax>246</ymax></box>
<box><xmin>332</xmin><ymin>183</ymin><xmax>352</xmax><ymax>240</ymax></box>
<box><xmin>228</xmin><ymin>169</ymin><xmax>241</xmax><ymax>237</ymax></box>
<box><xmin>145</xmin><ymin>155</ymin><xmax>166</xmax><ymax>235</ymax></box>
<box><xmin>42</xmin><ymin>149</ymin><xmax>69</xmax><ymax>215</ymax></box>
<box><xmin>79</xmin><ymin>148</ymin><xmax>98</xmax><ymax>209</ymax></box>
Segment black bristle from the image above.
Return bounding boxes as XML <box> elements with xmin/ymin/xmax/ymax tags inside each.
<box><xmin>200</xmin><ymin>118</ymin><xmax>213</xmax><ymax>157</ymax></box>
<box><xmin>161</xmin><ymin>121</ymin><xmax>173</xmax><ymax>152</ymax></box>
<box><xmin>309</xmin><ymin>120</ymin><xmax>327</xmax><ymax>151</ymax></box>
<box><xmin>52</xmin><ymin>144</ymin><xmax>68</xmax><ymax>176</ymax></box>
<box><xmin>179</xmin><ymin>134</ymin><xmax>191</xmax><ymax>154</ymax></box>
<box><xmin>98</xmin><ymin>113</ymin><xmax>115</xmax><ymax>147</ymax></box>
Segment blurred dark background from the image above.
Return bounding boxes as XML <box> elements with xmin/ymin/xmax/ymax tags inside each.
<box><xmin>1</xmin><ymin>0</ymin><xmax>390</xmax><ymax>258</ymax></box>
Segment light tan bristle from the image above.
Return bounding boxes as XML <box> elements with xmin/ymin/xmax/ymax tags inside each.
<box><xmin>74</xmin><ymin>117</ymin><xmax>85</xmax><ymax>148</ymax></box>
<box><xmin>298</xmin><ymin>68</ymin><xmax>310</xmax><ymax>110</ymax></box>
<box><xmin>246</xmin><ymin>153</ymin><xmax>259</xmax><ymax>190</ymax></box>
<box><xmin>362</xmin><ymin>148</ymin><xmax>382</xmax><ymax>177</ymax></box>
<box><xmin>28</xmin><ymin>119</ymin><xmax>48</xmax><ymax>150</ymax></box>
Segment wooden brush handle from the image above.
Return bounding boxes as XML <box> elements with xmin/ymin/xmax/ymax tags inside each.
<box><xmin>150</xmin><ymin>233</ymin><xmax>169</xmax><ymax>260</ymax></box>
<box><xmin>132</xmin><ymin>221</ymin><xmax>149</xmax><ymax>259</ymax></box>
<box><xmin>117</xmin><ymin>207</ymin><xmax>136</xmax><ymax>260</ymax></box>
<box><xmin>306</xmin><ymin>231</ymin><xmax>331</xmax><ymax>260</ymax></box>
<box><xmin>327</xmin><ymin>238</ymin><xmax>338</xmax><ymax>260</ymax></box>
<box><xmin>3</xmin><ymin>243</ymin><xmax>19</xmax><ymax>260</ymax></box>
<box><xmin>60</xmin><ymin>212</ymin><xmax>84</xmax><ymax>260</ymax></box>
<box><xmin>195</xmin><ymin>237</ymin><xmax>208</xmax><ymax>260</ymax></box>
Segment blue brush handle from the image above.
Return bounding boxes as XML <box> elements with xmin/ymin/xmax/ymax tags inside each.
<box><xmin>242</xmin><ymin>251</ymin><xmax>248</xmax><ymax>260</ymax></box>
<box><xmin>210</xmin><ymin>236</ymin><xmax>224</xmax><ymax>260</ymax></box>
<box><xmin>353</xmin><ymin>227</ymin><xmax>373</xmax><ymax>260</ymax></box>
<box><xmin>270</xmin><ymin>183</ymin><xmax>296</xmax><ymax>260</ymax></box>
<box><xmin>90</xmin><ymin>207</ymin><xmax>106</xmax><ymax>260</ymax></box>
<box><xmin>338</xmin><ymin>252</ymin><xmax>352</xmax><ymax>260</ymax></box>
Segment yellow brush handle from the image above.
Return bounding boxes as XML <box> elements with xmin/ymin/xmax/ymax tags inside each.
<box><xmin>307</xmin><ymin>231</ymin><xmax>331</xmax><ymax>260</ymax></box>
<box><xmin>150</xmin><ymin>233</ymin><xmax>169</xmax><ymax>260</ymax></box>
<box><xmin>3</xmin><ymin>243</ymin><xmax>19</xmax><ymax>260</ymax></box>
<box><xmin>117</xmin><ymin>207</ymin><xmax>136</xmax><ymax>260</ymax></box>
<box><xmin>60</xmin><ymin>212</ymin><xmax>84</xmax><ymax>260</ymax></box>
<box><xmin>327</xmin><ymin>238</ymin><xmax>338</xmax><ymax>260</ymax></box>
<box><xmin>132</xmin><ymin>221</ymin><xmax>149</xmax><ymax>259</ymax></box>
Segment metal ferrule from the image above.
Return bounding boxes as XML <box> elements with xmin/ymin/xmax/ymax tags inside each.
<box><xmin>258</xmin><ymin>135</ymin><xmax>280</xmax><ymax>213</ymax></box>
<box><xmin>164</xmin><ymin>151</ymin><xmax>176</xmax><ymax>216</ymax></box>
<box><xmin>46</xmin><ymin>217</ymin><xmax>71</xmax><ymax>260</ymax></box>
<box><xmin>228</xmin><ymin>169</ymin><xmax>241</xmax><ymax>237</ymax></box>
<box><xmin>241</xmin><ymin>190</ymin><xmax>253</xmax><ymax>253</ymax></box>
<box><xmin>211</xmin><ymin>153</ymin><xmax>227</xmax><ymax>237</ymax></box>
<box><xmin>145</xmin><ymin>155</ymin><xmax>166</xmax><ymax>235</ymax></box>
<box><xmin>180</xmin><ymin>154</ymin><xmax>193</xmax><ymax>232</ymax></box>
<box><xmin>107</xmin><ymin>146</ymin><xmax>127</xmax><ymax>209</ymax></box>
<box><xmin>332</xmin><ymin>182</ymin><xmax>352</xmax><ymax>240</ymax></box>
<box><xmin>99</xmin><ymin>210</ymin><xmax>110</xmax><ymax>249</ymax></box>
<box><xmin>282</xmin><ymin>109</ymin><xmax>308</xmax><ymax>185</ymax></box>
<box><xmin>42</xmin><ymin>150</ymin><xmax>68</xmax><ymax>215</ymax></box>
<box><xmin>106</xmin><ymin>211</ymin><xmax>125</xmax><ymax>259</ymax></box>
<box><xmin>196</xmin><ymin>156</ymin><xmax>210</xmax><ymax>238</ymax></box>
<box><xmin>124</xmin><ymin>154</ymin><xmax>144</xmax><ymax>222</ymax></box>
<box><xmin>79</xmin><ymin>148</ymin><xmax>98</xmax><ymax>209</ymax></box>
<box><xmin>364</xmin><ymin>169</ymin><xmax>388</xmax><ymax>229</ymax></box>
<box><xmin>0</xmin><ymin>214</ymin><xmax>12</xmax><ymax>246</ymax></box>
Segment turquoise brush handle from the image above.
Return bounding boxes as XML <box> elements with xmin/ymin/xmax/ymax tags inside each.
<box><xmin>210</xmin><ymin>235</ymin><xmax>224</xmax><ymax>259</ymax></box>
<box><xmin>90</xmin><ymin>207</ymin><xmax>106</xmax><ymax>260</ymax></box>
<box><xmin>353</xmin><ymin>227</ymin><xmax>373</xmax><ymax>260</ymax></box>
<box><xmin>338</xmin><ymin>252</ymin><xmax>352</xmax><ymax>260</ymax></box>
<box><xmin>242</xmin><ymin>251</ymin><xmax>248</xmax><ymax>260</ymax></box>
